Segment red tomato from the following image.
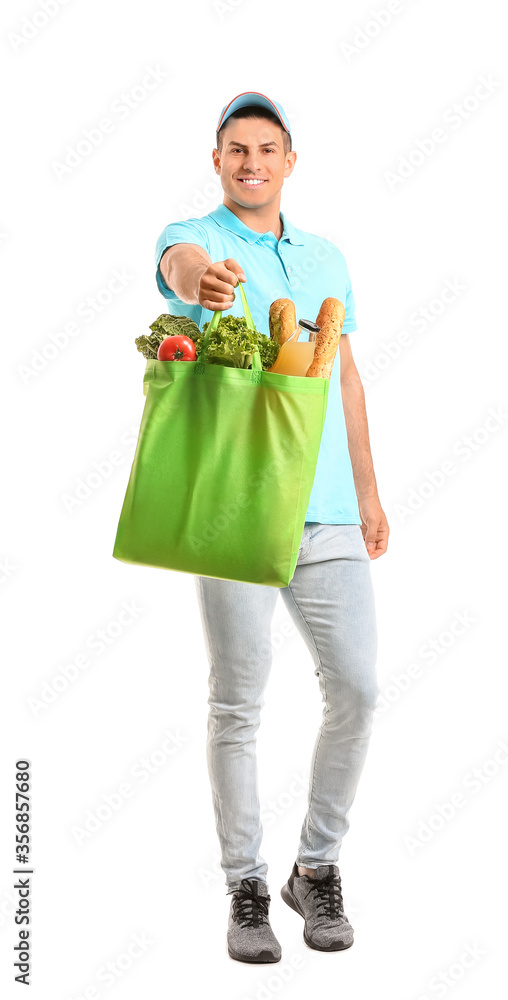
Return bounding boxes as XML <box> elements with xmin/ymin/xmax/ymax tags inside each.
<box><xmin>157</xmin><ymin>335</ymin><xmax>197</xmax><ymax>361</ymax></box>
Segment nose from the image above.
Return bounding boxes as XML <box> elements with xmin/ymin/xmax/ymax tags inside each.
<box><xmin>241</xmin><ymin>152</ymin><xmax>262</xmax><ymax>172</ymax></box>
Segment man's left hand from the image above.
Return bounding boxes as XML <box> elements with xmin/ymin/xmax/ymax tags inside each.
<box><xmin>358</xmin><ymin>497</ymin><xmax>389</xmax><ymax>559</ymax></box>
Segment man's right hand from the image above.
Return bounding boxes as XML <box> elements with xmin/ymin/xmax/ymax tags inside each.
<box><xmin>197</xmin><ymin>258</ymin><xmax>247</xmax><ymax>312</ymax></box>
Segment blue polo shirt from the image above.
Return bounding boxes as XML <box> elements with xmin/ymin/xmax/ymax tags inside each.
<box><xmin>154</xmin><ymin>203</ymin><xmax>361</xmax><ymax>526</ymax></box>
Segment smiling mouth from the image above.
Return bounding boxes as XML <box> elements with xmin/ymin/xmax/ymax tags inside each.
<box><xmin>237</xmin><ymin>178</ymin><xmax>267</xmax><ymax>186</ymax></box>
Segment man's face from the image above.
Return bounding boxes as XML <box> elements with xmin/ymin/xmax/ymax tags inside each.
<box><xmin>212</xmin><ymin>117</ymin><xmax>296</xmax><ymax>209</ymax></box>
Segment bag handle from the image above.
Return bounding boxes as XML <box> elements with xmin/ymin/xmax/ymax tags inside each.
<box><xmin>196</xmin><ymin>279</ymin><xmax>262</xmax><ymax>372</ymax></box>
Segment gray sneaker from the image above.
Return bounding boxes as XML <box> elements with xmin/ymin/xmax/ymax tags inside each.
<box><xmin>281</xmin><ymin>861</ymin><xmax>354</xmax><ymax>951</ymax></box>
<box><xmin>227</xmin><ymin>878</ymin><xmax>282</xmax><ymax>964</ymax></box>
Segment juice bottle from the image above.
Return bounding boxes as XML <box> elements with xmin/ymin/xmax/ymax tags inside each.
<box><xmin>267</xmin><ymin>319</ymin><xmax>321</xmax><ymax>376</ymax></box>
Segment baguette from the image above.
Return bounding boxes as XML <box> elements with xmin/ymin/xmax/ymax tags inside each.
<box><xmin>269</xmin><ymin>298</ymin><xmax>297</xmax><ymax>347</ymax></box>
<box><xmin>306</xmin><ymin>298</ymin><xmax>345</xmax><ymax>379</ymax></box>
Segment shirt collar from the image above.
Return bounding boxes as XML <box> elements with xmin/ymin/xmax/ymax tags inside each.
<box><xmin>208</xmin><ymin>203</ymin><xmax>304</xmax><ymax>246</ymax></box>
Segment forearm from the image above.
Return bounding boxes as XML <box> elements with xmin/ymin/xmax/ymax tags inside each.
<box><xmin>159</xmin><ymin>245</ymin><xmax>211</xmax><ymax>304</ymax></box>
<box><xmin>341</xmin><ymin>375</ymin><xmax>379</xmax><ymax>502</ymax></box>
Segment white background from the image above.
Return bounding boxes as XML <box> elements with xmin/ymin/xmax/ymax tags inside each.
<box><xmin>1</xmin><ymin>0</ymin><xmax>507</xmax><ymax>997</ymax></box>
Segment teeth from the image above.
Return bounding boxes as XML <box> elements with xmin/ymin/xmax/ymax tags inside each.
<box><xmin>240</xmin><ymin>179</ymin><xmax>264</xmax><ymax>185</ymax></box>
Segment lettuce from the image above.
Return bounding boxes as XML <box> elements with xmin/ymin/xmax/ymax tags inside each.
<box><xmin>136</xmin><ymin>312</ymin><xmax>279</xmax><ymax>370</ymax></box>
<box><xmin>194</xmin><ymin>315</ymin><xmax>279</xmax><ymax>370</ymax></box>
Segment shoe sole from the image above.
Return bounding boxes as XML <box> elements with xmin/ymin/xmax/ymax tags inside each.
<box><xmin>227</xmin><ymin>944</ymin><xmax>281</xmax><ymax>964</ymax></box>
<box><xmin>280</xmin><ymin>883</ymin><xmax>354</xmax><ymax>952</ymax></box>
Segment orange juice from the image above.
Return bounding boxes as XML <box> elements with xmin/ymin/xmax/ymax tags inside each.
<box><xmin>267</xmin><ymin>324</ymin><xmax>317</xmax><ymax>376</ymax></box>
<box><xmin>267</xmin><ymin>339</ymin><xmax>316</xmax><ymax>376</ymax></box>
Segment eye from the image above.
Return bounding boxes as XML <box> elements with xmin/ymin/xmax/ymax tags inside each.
<box><xmin>230</xmin><ymin>147</ymin><xmax>276</xmax><ymax>153</ymax></box>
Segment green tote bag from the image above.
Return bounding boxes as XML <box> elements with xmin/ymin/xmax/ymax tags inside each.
<box><xmin>112</xmin><ymin>281</ymin><xmax>329</xmax><ymax>588</ymax></box>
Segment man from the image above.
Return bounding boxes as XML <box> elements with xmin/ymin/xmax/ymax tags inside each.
<box><xmin>155</xmin><ymin>92</ymin><xmax>389</xmax><ymax>964</ymax></box>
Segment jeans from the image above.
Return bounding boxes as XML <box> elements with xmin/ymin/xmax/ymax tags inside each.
<box><xmin>194</xmin><ymin>522</ymin><xmax>379</xmax><ymax>895</ymax></box>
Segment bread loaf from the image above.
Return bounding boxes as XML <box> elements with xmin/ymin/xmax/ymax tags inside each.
<box><xmin>306</xmin><ymin>298</ymin><xmax>345</xmax><ymax>379</ymax></box>
<box><xmin>269</xmin><ymin>298</ymin><xmax>297</xmax><ymax>347</ymax></box>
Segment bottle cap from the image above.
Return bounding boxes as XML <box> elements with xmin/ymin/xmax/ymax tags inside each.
<box><xmin>298</xmin><ymin>319</ymin><xmax>321</xmax><ymax>332</ymax></box>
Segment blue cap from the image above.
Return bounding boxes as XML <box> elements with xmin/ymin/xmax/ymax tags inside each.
<box><xmin>216</xmin><ymin>91</ymin><xmax>291</xmax><ymax>149</ymax></box>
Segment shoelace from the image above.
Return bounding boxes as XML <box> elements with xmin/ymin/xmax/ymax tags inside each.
<box><xmin>233</xmin><ymin>880</ymin><xmax>271</xmax><ymax>928</ymax></box>
<box><xmin>303</xmin><ymin>872</ymin><xmax>345</xmax><ymax>920</ymax></box>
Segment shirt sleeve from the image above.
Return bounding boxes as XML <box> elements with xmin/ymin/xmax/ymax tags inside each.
<box><xmin>342</xmin><ymin>259</ymin><xmax>358</xmax><ymax>334</ymax></box>
<box><xmin>155</xmin><ymin>219</ymin><xmax>211</xmax><ymax>299</ymax></box>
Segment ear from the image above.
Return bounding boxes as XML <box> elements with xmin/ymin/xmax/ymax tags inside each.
<box><xmin>284</xmin><ymin>151</ymin><xmax>297</xmax><ymax>174</ymax></box>
<box><xmin>212</xmin><ymin>148</ymin><xmax>221</xmax><ymax>174</ymax></box>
